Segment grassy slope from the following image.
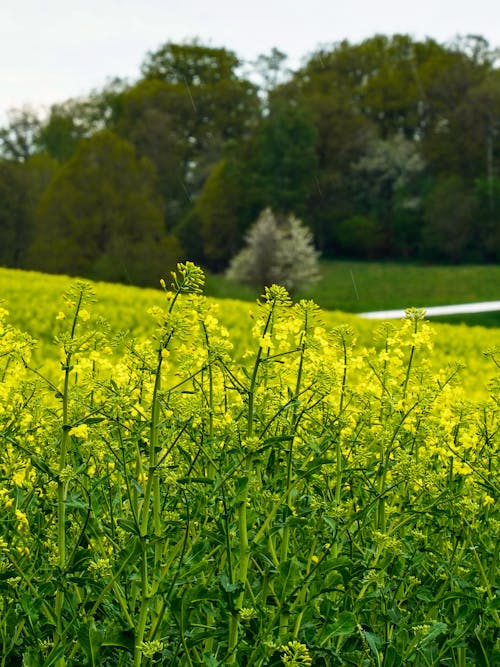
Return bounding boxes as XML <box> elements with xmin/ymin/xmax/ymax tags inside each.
<box><xmin>207</xmin><ymin>260</ymin><xmax>500</xmax><ymax>325</ymax></box>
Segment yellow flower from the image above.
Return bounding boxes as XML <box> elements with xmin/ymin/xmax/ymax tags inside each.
<box><xmin>12</xmin><ymin>467</ymin><xmax>31</xmax><ymax>487</ymax></box>
<box><xmin>68</xmin><ymin>423</ymin><xmax>89</xmax><ymax>439</ymax></box>
<box><xmin>259</xmin><ymin>333</ymin><xmax>274</xmax><ymax>352</ymax></box>
<box><xmin>15</xmin><ymin>509</ymin><xmax>29</xmax><ymax>533</ymax></box>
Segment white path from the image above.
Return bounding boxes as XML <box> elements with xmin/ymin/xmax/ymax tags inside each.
<box><xmin>359</xmin><ymin>300</ymin><xmax>500</xmax><ymax>319</ymax></box>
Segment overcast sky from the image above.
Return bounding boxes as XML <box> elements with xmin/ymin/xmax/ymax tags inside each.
<box><xmin>2</xmin><ymin>0</ymin><xmax>500</xmax><ymax>122</ymax></box>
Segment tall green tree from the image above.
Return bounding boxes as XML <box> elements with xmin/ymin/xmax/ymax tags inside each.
<box><xmin>141</xmin><ymin>40</ymin><xmax>241</xmax><ymax>85</ymax></box>
<box><xmin>248</xmin><ymin>100</ymin><xmax>319</xmax><ymax>216</ymax></box>
<box><xmin>273</xmin><ymin>34</ymin><xmax>500</xmax><ymax>261</ymax></box>
<box><xmin>114</xmin><ymin>79</ymin><xmax>194</xmax><ymax>224</ymax></box>
<box><xmin>421</xmin><ymin>175</ymin><xmax>477</xmax><ymax>262</ymax></box>
<box><xmin>350</xmin><ymin>135</ymin><xmax>426</xmax><ymax>257</ymax></box>
<box><xmin>114</xmin><ymin>41</ymin><xmax>260</xmax><ymax>228</ymax></box>
<box><xmin>28</xmin><ymin>130</ymin><xmax>182</xmax><ymax>285</ymax></box>
<box><xmin>0</xmin><ymin>160</ymin><xmax>31</xmax><ymax>266</ymax></box>
<box><xmin>38</xmin><ymin>80</ymin><xmax>128</xmax><ymax>162</ymax></box>
<box><xmin>184</xmin><ymin>155</ymin><xmax>255</xmax><ymax>269</ymax></box>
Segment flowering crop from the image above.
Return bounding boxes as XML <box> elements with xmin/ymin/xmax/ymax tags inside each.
<box><xmin>0</xmin><ymin>264</ymin><xmax>498</xmax><ymax>665</ymax></box>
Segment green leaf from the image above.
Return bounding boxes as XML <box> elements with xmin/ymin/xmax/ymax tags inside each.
<box><xmin>203</xmin><ymin>652</ymin><xmax>223</xmax><ymax>666</ymax></box>
<box><xmin>362</xmin><ymin>629</ymin><xmax>382</xmax><ymax>666</ymax></box>
<box><xmin>419</xmin><ymin>621</ymin><xmax>448</xmax><ymax>647</ymax></box>
<box><xmin>177</xmin><ymin>476</ymin><xmax>213</xmax><ymax>484</ymax></box>
<box><xmin>116</xmin><ymin>518</ymin><xmax>140</xmax><ymax>535</ymax></box>
<box><xmin>233</xmin><ymin>476</ymin><xmax>249</xmax><ymax>504</ymax></box>
<box><xmin>83</xmin><ymin>417</ymin><xmax>106</xmax><ymax>425</ymax></box>
<box><xmin>323</xmin><ymin>611</ymin><xmax>357</xmax><ymax>639</ymax></box>
<box><xmin>30</xmin><ymin>454</ymin><xmax>54</xmax><ymax>476</ymax></box>
<box><xmin>219</xmin><ymin>573</ymin><xmax>242</xmax><ymax>594</ymax></box>
<box><xmin>78</xmin><ymin>621</ymin><xmax>104</xmax><ymax>666</ymax></box>
<box><xmin>383</xmin><ymin>644</ymin><xmax>404</xmax><ymax>667</ymax></box>
<box><xmin>101</xmin><ymin>627</ymin><xmax>135</xmax><ymax>652</ymax></box>
<box><xmin>43</xmin><ymin>644</ymin><xmax>67</xmax><ymax>667</ymax></box>
<box><xmin>262</xmin><ymin>435</ymin><xmax>294</xmax><ymax>446</ymax></box>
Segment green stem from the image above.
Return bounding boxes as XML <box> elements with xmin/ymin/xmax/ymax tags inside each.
<box><xmin>54</xmin><ymin>289</ymin><xmax>84</xmax><ymax>664</ymax></box>
<box><xmin>402</xmin><ymin>315</ymin><xmax>419</xmax><ymax>402</ymax></box>
<box><xmin>134</xmin><ymin>541</ymin><xmax>152</xmax><ymax>667</ymax></box>
<box><xmin>229</xmin><ymin>305</ymin><xmax>275</xmax><ymax>663</ymax></box>
<box><xmin>472</xmin><ymin>546</ymin><xmax>500</xmax><ymax>627</ymax></box>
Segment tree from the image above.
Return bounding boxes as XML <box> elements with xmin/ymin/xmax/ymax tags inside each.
<box><xmin>28</xmin><ymin>130</ymin><xmax>182</xmax><ymax>285</ymax></box>
<box><xmin>141</xmin><ymin>40</ymin><xmax>241</xmax><ymax>85</ymax></box>
<box><xmin>0</xmin><ymin>151</ymin><xmax>59</xmax><ymax>270</ymax></box>
<box><xmin>271</xmin><ymin>41</ymin><xmax>377</xmax><ymax>252</ymax></box>
<box><xmin>267</xmin><ymin>34</ymin><xmax>500</xmax><ymax>260</ymax></box>
<box><xmin>36</xmin><ymin>88</ymin><xmax>122</xmax><ymax>163</ymax></box>
<box><xmin>0</xmin><ymin>160</ymin><xmax>31</xmax><ymax>266</ymax></box>
<box><xmin>421</xmin><ymin>175</ymin><xmax>476</xmax><ymax>262</ymax></box>
<box><xmin>226</xmin><ymin>208</ymin><xmax>320</xmax><ymax>293</ymax></box>
<box><xmin>115</xmin><ymin>42</ymin><xmax>260</xmax><ymax>229</ymax></box>
<box><xmin>351</xmin><ymin>134</ymin><xmax>426</xmax><ymax>256</ymax></box>
<box><xmin>0</xmin><ymin>107</ymin><xmax>41</xmax><ymax>161</ymax></box>
<box><xmin>334</xmin><ymin>215</ymin><xmax>386</xmax><ymax>259</ymax></box>
<box><xmin>114</xmin><ymin>79</ymin><xmax>194</xmax><ymax>225</ymax></box>
<box><xmin>251</xmin><ymin>48</ymin><xmax>290</xmax><ymax>110</ymax></box>
<box><xmin>37</xmin><ymin>105</ymin><xmax>84</xmax><ymax>162</ymax></box>
<box><xmin>182</xmin><ymin>155</ymin><xmax>255</xmax><ymax>270</ymax></box>
<box><xmin>248</xmin><ymin>100</ymin><xmax>319</xmax><ymax>216</ymax></box>
<box><xmin>139</xmin><ymin>41</ymin><xmax>260</xmax><ymax>150</ymax></box>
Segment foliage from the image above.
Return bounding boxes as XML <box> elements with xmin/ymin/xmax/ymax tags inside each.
<box><xmin>0</xmin><ymin>159</ymin><xmax>31</xmax><ymax>267</ymax></box>
<box><xmin>141</xmin><ymin>40</ymin><xmax>242</xmax><ymax>85</ymax></box>
<box><xmin>248</xmin><ymin>100</ymin><xmax>319</xmax><ymax>216</ymax></box>
<box><xmin>2</xmin><ymin>35</ymin><xmax>500</xmax><ymax>280</ymax></box>
<box><xmin>421</xmin><ymin>175</ymin><xmax>477</xmax><ymax>262</ymax></box>
<box><xmin>0</xmin><ymin>264</ymin><xmax>499</xmax><ymax>666</ymax></box>
<box><xmin>226</xmin><ymin>209</ymin><xmax>321</xmax><ymax>293</ymax></box>
<box><xmin>185</xmin><ymin>156</ymin><xmax>256</xmax><ymax>269</ymax></box>
<box><xmin>0</xmin><ymin>107</ymin><xmax>42</xmax><ymax>161</ymax></box>
<box><xmin>113</xmin><ymin>43</ymin><xmax>259</xmax><ymax>230</ymax></box>
<box><xmin>113</xmin><ymin>78</ymin><xmax>194</xmax><ymax>226</ymax></box>
<box><xmin>27</xmin><ymin>130</ymin><xmax>182</xmax><ymax>286</ymax></box>
<box><xmin>334</xmin><ymin>215</ymin><xmax>386</xmax><ymax>259</ymax></box>
<box><xmin>273</xmin><ymin>34</ymin><xmax>500</xmax><ymax>261</ymax></box>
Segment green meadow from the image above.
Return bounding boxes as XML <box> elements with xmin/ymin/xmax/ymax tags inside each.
<box><xmin>207</xmin><ymin>260</ymin><xmax>500</xmax><ymax>321</ymax></box>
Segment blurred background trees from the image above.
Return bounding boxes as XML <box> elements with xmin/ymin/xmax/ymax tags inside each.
<box><xmin>1</xmin><ymin>34</ymin><xmax>500</xmax><ymax>286</ymax></box>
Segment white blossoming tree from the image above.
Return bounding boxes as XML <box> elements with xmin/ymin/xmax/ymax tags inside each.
<box><xmin>225</xmin><ymin>208</ymin><xmax>321</xmax><ymax>293</ymax></box>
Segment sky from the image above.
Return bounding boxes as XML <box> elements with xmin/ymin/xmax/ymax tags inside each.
<box><xmin>2</xmin><ymin>0</ymin><xmax>500</xmax><ymax>123</ymax></box>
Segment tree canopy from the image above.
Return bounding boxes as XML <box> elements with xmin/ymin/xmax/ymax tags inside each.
<box><xmin>27</xmin><ymin>130</ymin><xmax>182</xmax><ymax>285</ymax></box>
<box><xmin>1</xmin><ymin>34</ymin><xmax>500</xmax><ymax>286</ymax></box>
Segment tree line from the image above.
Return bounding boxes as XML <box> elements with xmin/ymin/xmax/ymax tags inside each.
<box><xmin>1</xmin><ymin>34</ymin><xmax>499</xmax><ymax>286</ymax></box>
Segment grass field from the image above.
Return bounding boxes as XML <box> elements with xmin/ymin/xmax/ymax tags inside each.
<box><xmin>206</xmin><ymin>260</ymin><xmax>500</xmax><ymax>326</ymax></box>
